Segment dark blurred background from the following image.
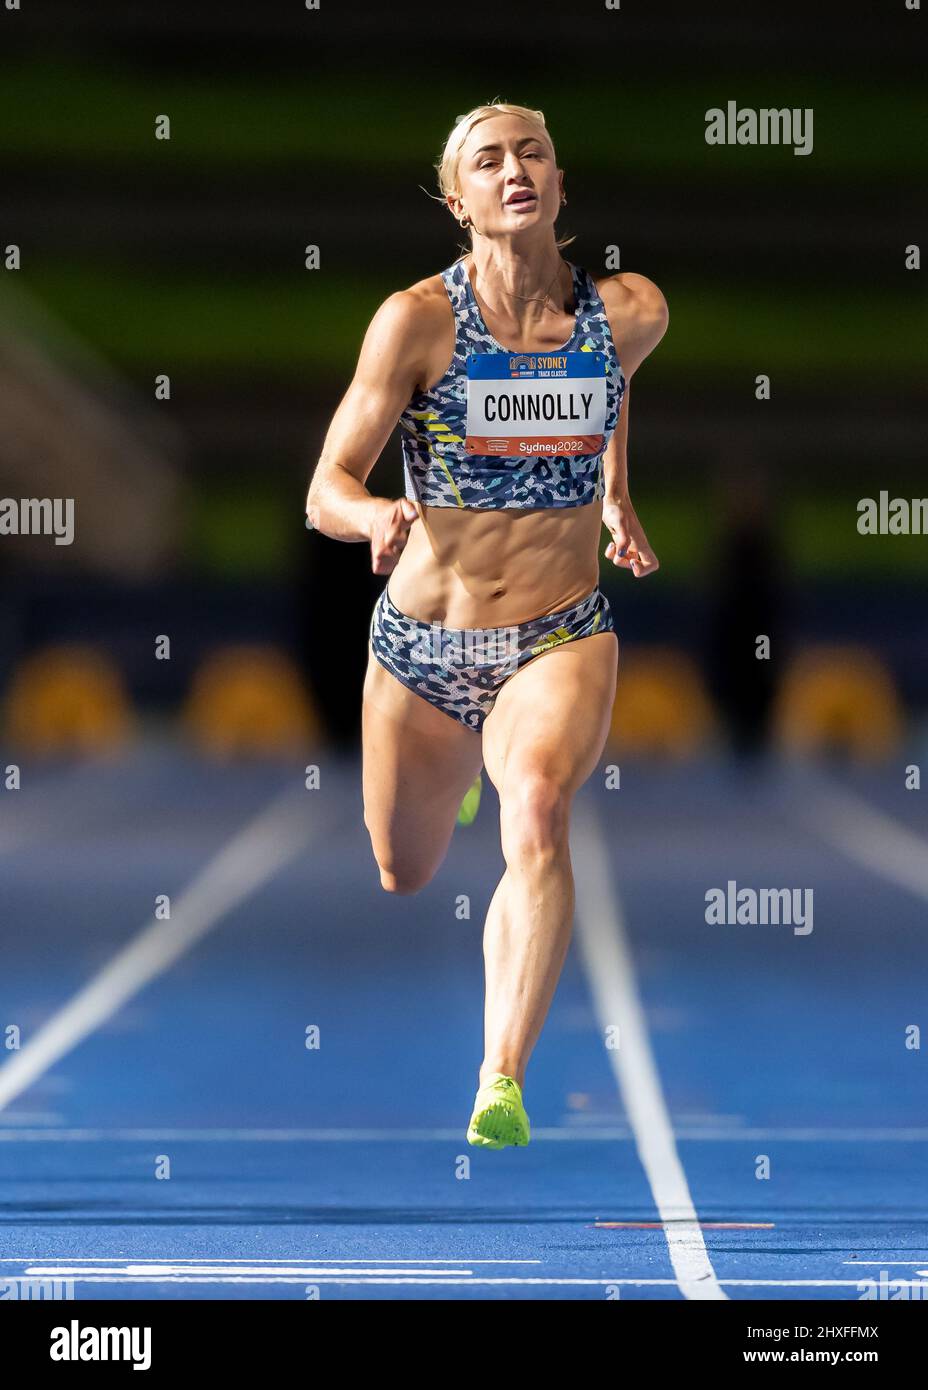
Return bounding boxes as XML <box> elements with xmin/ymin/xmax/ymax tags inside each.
<box><xmin>0</xmin><ymin>0</ymin><xmax>924</xmax><ymax>760</ymax></box>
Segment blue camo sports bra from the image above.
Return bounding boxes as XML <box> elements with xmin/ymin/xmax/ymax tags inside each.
<box><xmin>399</xmin><ymin>256</ymin><xmax>626</xmax><ymax>510</ymax></box>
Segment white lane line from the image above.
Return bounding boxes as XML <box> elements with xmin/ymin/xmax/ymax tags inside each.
<box><xmin>14</xmin><ymin>1275</ymin><xmax>647</xmax><ymax>1286</ymax></box>
<box><xmin>2</xmin><ymin>1125</ymin><xmax>927</xmax><ymax>1142</ymax></box>
<box><xmin>2</xmin><ymin>1257</ymin><xmax>539</xmax><ymax>1264</ymax></box>
<box><xmin>571</xmin><ymin>796</ymin><xmax>726</xmax><ymax>1302</ymax></box>
<box><xmin>792</xmin><ymin>768</ymin><xmax>928</xmax><ymax>902</ymax></box>
<box><xmin>28</xmin><ymin>1266</ymin><xmax>475</xmax><ymax>1278</ymax></box>
<box><xmin>2</xmin><ymin>1275</ymin><xmax>898</xmax><ymax>1288</ymax></box>
<box><xmin>0</xmin><ymin>787</ymin><xmax>317</xmax><ymax>1114</ymax></box>
<box><xmin>0</xmin><ymin>1126</ymin><xmax>497</xmax><ymax>1142</ymax></box>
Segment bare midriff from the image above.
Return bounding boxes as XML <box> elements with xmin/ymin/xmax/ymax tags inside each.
<box><xmin>386</xmin><ymin>257</ymin><xmax>605</xmax><ymax>629</ymax></box>
<box><xmin>387</xmin><ymin>500</ymin><xmax>603</xmax><ymax>629</ymax></box>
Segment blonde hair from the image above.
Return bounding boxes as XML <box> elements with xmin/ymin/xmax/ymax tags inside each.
<box><xmin>428</xmin><ymin>100</ymin><xmax>576</xmax><ymax>255</ymax></box>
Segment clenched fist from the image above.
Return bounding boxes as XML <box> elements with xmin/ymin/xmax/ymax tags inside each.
<box><xmin>602</xmin><ymin>497</ymin><xmax>659</xmax><ymax>579</ymax></box>
<box><xmin>369</xmin><ymin>496</ymin><xmax>420</xmax><ymax>576</ymax></box>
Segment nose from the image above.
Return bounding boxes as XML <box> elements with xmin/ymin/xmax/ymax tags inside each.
<box><xmin>502</xmin><ymin>150</ymin><xmax>531</xmax><ymax>178</ymax></box>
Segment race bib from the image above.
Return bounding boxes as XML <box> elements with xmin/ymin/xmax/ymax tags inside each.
<box><xmin>465</xmin><ymin>351</ymin><xmax>607</xmax><ymax>457</ymax></box>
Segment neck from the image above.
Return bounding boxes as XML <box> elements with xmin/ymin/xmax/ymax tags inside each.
<box><xmin>466</xmin><ymin>233</ymin><xmax>568</xmax><ymax>321</ymax></box>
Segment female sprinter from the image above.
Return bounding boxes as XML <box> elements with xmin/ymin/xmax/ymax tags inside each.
<box><xmin>305</xmin><ymin>101</ymin><xmax>668</xmax><ymax>1150</ymax></box>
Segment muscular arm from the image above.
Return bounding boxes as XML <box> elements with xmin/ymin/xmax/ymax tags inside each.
<box><xmin>598</xmin><ymin>273</ymin><xmax>669</xmax><ymax>577</ymax></box>
<box><xmin>600</xmin><ymin>272</ymin><xmax>668</xmax><ymax>505</ymax></box>
<box><xmin>603</xmin><ymin>381</ymin><xmax>630</xmax><ymax>504</ymax></box>
<box><xmin>305</xmin><ymin>290</ymin><xmax>431</xmax><ymax>542</ymax></box>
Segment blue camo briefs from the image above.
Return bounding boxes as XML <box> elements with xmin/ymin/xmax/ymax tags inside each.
<box><xmin>369</xmin><ymin>584</ymin><xmax>615</xmax><ymax>732</ymax></box>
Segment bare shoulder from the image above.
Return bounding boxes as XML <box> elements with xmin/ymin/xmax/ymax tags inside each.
<box><xmin>593</xmin><ymin>271</ymin><xmax>669</xmax><ymax>375</ymax></box>
<box><xmin>372</xmin><ymin>272</ymin><xmax>450</xmax><ymax>340</ymax></box>
<box><xmin>361</xmin><ymin>272</ymin><xmax>452</xmax><ymax>387</ymax></box>
<box><xmin>595</xmin><ymin>271</ymin><xmax>669</xmax><ymax>328</ymax></box>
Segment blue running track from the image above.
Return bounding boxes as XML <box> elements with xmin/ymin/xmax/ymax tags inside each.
<box><xmin>1</xmin><ymin>748</ymin><xmax>926</xmax><ymax>1300</ymax></box>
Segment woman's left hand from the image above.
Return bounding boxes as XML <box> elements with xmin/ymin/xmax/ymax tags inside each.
<box><xmin>602</xmin><ymin>497</ymin><xmax>659</xmax><ymax>579</ymax></box>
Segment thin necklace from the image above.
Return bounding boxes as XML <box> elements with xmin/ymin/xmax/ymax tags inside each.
<box><xmin>473</xmin><ymin>256</ymin><xmax>566</xmax><ymax>313</ymax></box>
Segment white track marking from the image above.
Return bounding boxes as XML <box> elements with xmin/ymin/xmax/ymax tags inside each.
<box><xmin>1</xmin><ymin>1274</ymin><xmax>902</xmax><ymax>1289</ymax></box>
<box><xmin>1</xmin><ymin>1257</ymin><xmax>539</xmax><ymax>1264</ymax></box>
<box><xmin>1</xmin><ymin>1125</ymin><xmax>927</xmax><ymax>1141</ymax></box>
<box><xmin>792</xmin><ymin>768</ymin><xmax>928</xmax><ymax>902</ymax></box>
<box><xmin>0</xmin><ymin>787</ymin><xmax>316</xmax><ymax>1114</ymax></box>
<box><xmin>6</xmin><ymin>1261</ymin><xmax>912</xmax><ymax>1291</ymax></box>
<box><xmin>30</xmin><ymin>1265</ymin><xmax>475</xmax><ymax>1278</ymax></box>
<box><xmin>571</xmin><ymin>796</ymin><xmax>726</xmax><ymax>1301</ymax></box>
<box><xmin>22</xmin><ymin>1275</ymin><xmax>656</xmax><ymax>1286</ymax></box>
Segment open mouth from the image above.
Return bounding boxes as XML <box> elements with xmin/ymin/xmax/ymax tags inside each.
<box><xmin>505</xmin><ymin>191</ymin><xmax>537</xmax><ymax>208</ymax></box>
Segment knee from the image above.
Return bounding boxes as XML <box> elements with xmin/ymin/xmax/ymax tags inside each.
<box><xmin>364</xmin><ymin>813</ymin><xmax>435</xmax><ymax>896</ymax></box>
<box><xmin>500</xmin><ymin>774</ymin><xmax>571</xmax><ymax>866</ymax></box>
<box><xmin>377</xmin><ymin>861</ymin><xmax>433</xmax><ymax>896</ymax></box>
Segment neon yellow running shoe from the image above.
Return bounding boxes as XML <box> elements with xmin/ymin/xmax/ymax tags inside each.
<box><xmin>466</xmin><ymin>1073</ymin><xmax>530</xmax><ymax>1149</ymax></box>
<box><xmin>456</xmin><ymin>772</ymin><xmax>483</xmax><ymax>827</ymax></box>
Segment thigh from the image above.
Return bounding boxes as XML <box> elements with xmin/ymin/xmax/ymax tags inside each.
<box><xmin>362</xmin><ymin>646</ymin><xmax>484</xmax><ymax>882</ymax></box>
<box><xmin>481</xmin><ymin>631</ymin><xmax>618</xmax><ymax>795</ymax></box>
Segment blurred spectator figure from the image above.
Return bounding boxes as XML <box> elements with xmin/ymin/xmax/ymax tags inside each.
<box><xmin>705</xmin><ymin>461</ymin><xmax>790</xmax><ymax>759</ymax></box>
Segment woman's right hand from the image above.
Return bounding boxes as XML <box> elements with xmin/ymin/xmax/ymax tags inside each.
<box><xmin>368</xmin><ymin>496</ymin><xmax>419</xmax><ymax>575</ymax></box>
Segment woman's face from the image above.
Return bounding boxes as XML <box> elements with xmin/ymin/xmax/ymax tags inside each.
<box><xmin>452</xmin><ymin>114</ymin><xmax>562</xmax><ymax>239</ymax></box>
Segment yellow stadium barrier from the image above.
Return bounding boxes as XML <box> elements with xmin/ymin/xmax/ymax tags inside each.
<box><xmin>608</xmin><ymin>645</ymin><xmax>717</xmax><ymax>757</ymax></box>
<box><xmin>773</xmin><ymin>645</ymin><xmax>903</xmax><ymax>759</ymax></box>
<box><xmin>183</xmin><ymin>645</ymin><xmax>323</xmax><ymax>757</ymax></box>
<box><xmin>4</xmin><ymin>644</ymin><xmax>134</xmax><ymax>755</ymax></box>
